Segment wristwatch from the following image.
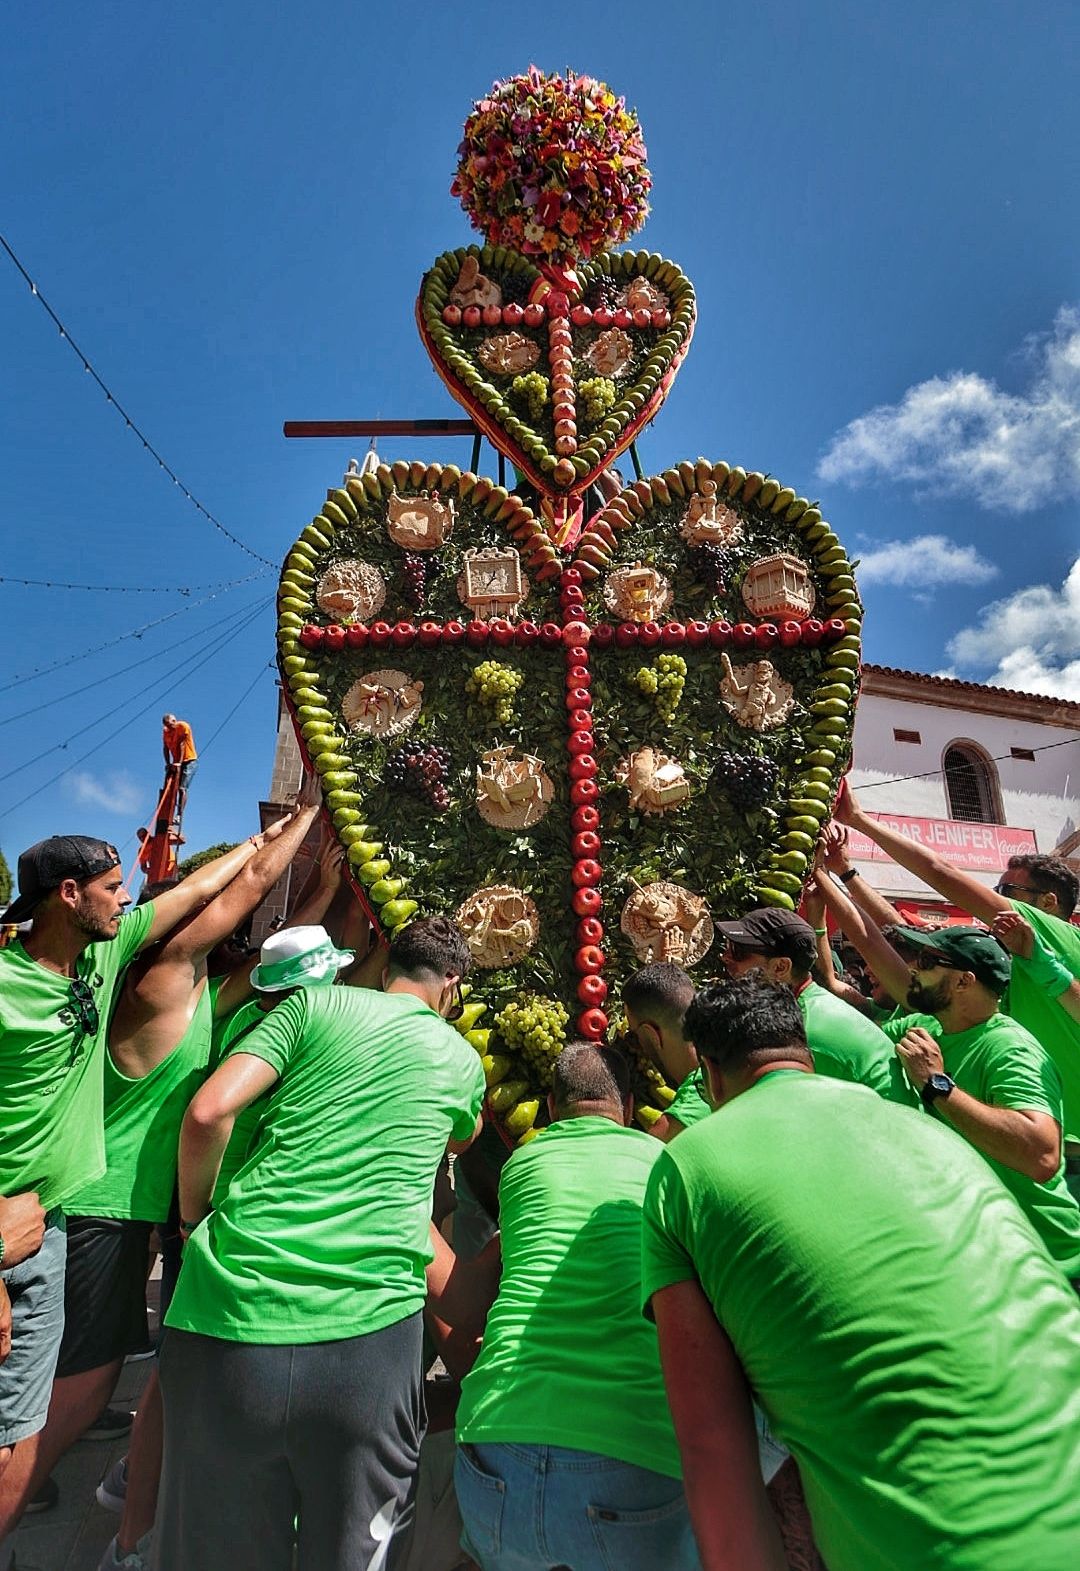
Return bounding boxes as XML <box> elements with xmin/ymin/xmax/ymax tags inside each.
<box><xmin>921</xmin><ymin>1072</ymin><xmax>955</xmax><ymax>1110</ymax></box>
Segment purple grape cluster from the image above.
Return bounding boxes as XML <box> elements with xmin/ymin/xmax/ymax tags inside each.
<box><xmin>500</xmin><ymin>271</ymin><xmax>532</xmax><ymax>306</ymax></box>
<box><xmin>401</xmin><ymin>552</ymin><xmax>428</xmax><ymax>612</ymax></box>
<box><xmin>689</xmin><ymin>543</ymin><xmax>738</xmax><ymax>595</ymax></box>
<box><xmin>585</xmin><ymin>275</ymin><xmax>620</xmax><ymax>311</ymax></box>
<box><xmin>384</xmin><ymin>740</ymin><xmax>453</xmax><ymax>811</ymax></box>
<box><xmin>711</xmin><ymin>752</ymin><xmax>779</xmax><ymax>812</ymax></box>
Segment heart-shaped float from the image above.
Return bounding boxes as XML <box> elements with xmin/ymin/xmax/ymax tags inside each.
<box><xmin>277</xmin><ymin>458</ymin><xmax>862</xmax><ymax>1140</ymax></box>
<box><xmin>416</xmin><ymin>245</ymin><xmax>695</xmax><ymax>506</ymax></box>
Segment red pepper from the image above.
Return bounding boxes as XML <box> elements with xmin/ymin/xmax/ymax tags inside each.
<box><xmin>577</xmin><ymin>1006</ymin><xmax>609</xmax><ymax>1039</ymax></box>
<box><xmin>571</xmin><ymin>885</ymin><xmax>602</xmax><ymax>916</ymax></box>
<box><xmin>574</xmin><ymin>942</ymin><xmax>605</xmax><ymax>972</ymax></box>
<box><xmin>577</xmin><ymin>975</ymin><xmax>609</xmax><ymax>1007</ymax></box>
<box><xmin>571</xmin><ymin>804</ymin><xmax>600</xmax><ymax>833</ymax></box>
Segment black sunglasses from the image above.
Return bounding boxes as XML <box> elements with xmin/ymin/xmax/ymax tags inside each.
<box><xmin>67</xmin><ymin>978</ymin><xmax>100</xmax><ymax>1063</ymax></box>
<box><xmin>994</xmin><ymin>881</ymin><xmax>1030</xmax><ymax>899</ymax></box>
<box><xmin>913</xmin><ymin>952</ymin><xmax>958</xmax><ymax>973</ymax></box>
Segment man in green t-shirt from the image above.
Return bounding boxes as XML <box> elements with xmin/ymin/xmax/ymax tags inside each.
<box><xmin>891</xmin><ymin>924</ymin><xmax>1080</xmax><ymax>1284</ymax></box>
<box><xmin>622</xmin><ymin>963</ymin><xmax>710</xmax><ymax>1139</ymax></box>
<box><xmin>0</xmin><ymin>831</ymin><xmax>264</xmax><ymax>1544</ymax></box>
<box><xmin>155</xmin><ymin>916</ymin><xmax>485</xmax><ymax>1571</ymax></box>
<box><xmin>451</xmin><ymin>1041</ymin><xmax>703</xmax><ymax>1571</ymax></box>
<box><xmin>642</xmin><ymin>973</ymin><xmax>1080</xmax><ymax>1571</ymax></box>
<box><xmin>716</xmin><ymin>907</ymin><xmax>916</xmax><ymax>1105</ymax></box>
<box><xmin>836</xmin><ymin>782</ymin><xmax>1080</xmax><ymax>1133</ymax></box>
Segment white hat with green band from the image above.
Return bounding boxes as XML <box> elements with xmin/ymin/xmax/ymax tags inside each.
<box><xmin>250</xmin><ymin>925</ymin><xmax>355</xmax><ymax>993</ymax></box>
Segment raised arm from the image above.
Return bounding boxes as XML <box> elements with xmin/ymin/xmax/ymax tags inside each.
<box><xmin>820</xmin><ymin>817</ymin><xmax>906</xmax><ymax>930</ymax></box>
<box><xmin>992</xmin><ymin>911</ymin><xmax>1080</xmax><ymax>1025</ymax></box>
<box><xmin>140</xmin><ymin>838</ymin><xmax>260</xmax><ymax>948</ymax></box>
<box><xmin>835</xmin><ymin>780</ymin><xmax>1009</xmax><ymax>925</ymax></box>
<box><xmin>802</xmin><ymin>874</ymin><xmax>872</xmax><ymax>1010</ymax></box>
<box><xmin>814</xmin><ymin>870</ymin><xmax>912</xmax><ymax>1007</ymax></box>
<box><xmin>652</xmin><ymin>1280</ymin><xmax>788</xmax><ymax>1571</ymax></box>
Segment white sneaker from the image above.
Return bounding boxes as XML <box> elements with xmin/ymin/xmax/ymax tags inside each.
<box><xmin>96</xmin><ymin>1532</ymin><xmax>152</xmax><ymax>1570</ymax></box>
<box><xmin>95</xmin><ymin>1457</ymin><xmax>128</xmax><ymax>1514</ymax></box>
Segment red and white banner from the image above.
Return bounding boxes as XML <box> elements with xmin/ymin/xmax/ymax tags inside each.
<box><xmin>847</xmin><ymin>814</ymin><xmax>1038</xmax><ymax>874</ymax></box>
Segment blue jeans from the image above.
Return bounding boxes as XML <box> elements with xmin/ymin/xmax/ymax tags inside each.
<box><xmin>455</xmin><ymin>1441</ymin><xmax>701</xmax><ymax>1571</ymax></box>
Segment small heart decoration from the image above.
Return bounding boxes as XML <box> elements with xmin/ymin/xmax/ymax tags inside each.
<box><xmin>277</xmin><ymin>459</ymin><xmax>861</xmax><ymax>1141</ymax></box>
<box><xmin>416</xmin><ymin>245</ymin><xmax>695</xmax><ymax>501</ymax></box>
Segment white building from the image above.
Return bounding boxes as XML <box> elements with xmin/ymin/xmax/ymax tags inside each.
<box><xmin>848</xmin><ymin>665</ymin><xmax>1080</xmax><ymax>918</ymax></box>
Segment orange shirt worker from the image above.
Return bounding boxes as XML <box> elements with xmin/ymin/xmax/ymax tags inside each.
<box><xmin>162</xmin><ymin>715</ymin><xmax>198</xmax><ymax>813</ymax></box>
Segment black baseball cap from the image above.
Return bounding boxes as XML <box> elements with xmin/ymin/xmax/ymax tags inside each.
<box><xmin>893</xmin><ymin>926</ymin><xmax>1012</xmax><ymax>995</ymax></box>
<box><xmin>715</xmin><ymin>908</ymin><xmax>818</xmax><ymax>971</ymax></box>
<box><xmin>4</xmin><ymin>836</ymin><xmax>121</xmax><ymax>926</ymax></box>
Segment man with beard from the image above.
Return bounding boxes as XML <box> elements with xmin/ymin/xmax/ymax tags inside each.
<box><xmin>0</xmin><ymin>832</ymin><xmax>269</xmax><ymax>1552</ymax></box>
<box><xmin>895</xmin><ymin>925</ymin><xmax>1080</xmax><ymax>1288</ymax></box>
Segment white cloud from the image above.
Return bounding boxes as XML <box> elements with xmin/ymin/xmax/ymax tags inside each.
<box><xmin>856</xmin><ymin>534</ymin><xmax>998</xmax><ymax>588</ymax></box>
<box><xmin>68</xmin><ymin>770</ymin><xmax>144</xmax><ymax>816</ymax></box>
<box><xmin>946</xmin><ymin>557</ymin><xmax>1080</xmax><ymax>700</ymax></box>
<box><xmin>818</xmin><ymin>306</ymin><xmax>1080</xmax><ymax>511</ymax></box>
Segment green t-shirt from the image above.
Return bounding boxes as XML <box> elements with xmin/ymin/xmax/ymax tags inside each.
<box><xmin>799</xmin><ymin>982</ymin><xmax>916</xmax><ymax>1106</ymax></box>
<box><xmin>0</xmin><ymin>902</ymin><xmax>155</xmax><ymax>1209</ymax></box>
<box><xmin>166</xmin><ymin>986</ymin><xmax>486</xmax><ymax>1344</ymax></box>
<box><xmin>457</xmin><ymin>1116</ymin><xmax>681</xmax><ymax>1477</ymax></box>
<box><xmin>877</xmin><ymin>1008</ymin><xmax>940</xmax><ymax>1042</ymax></box>
<box><xmin>931</xmin><ymin>1012</ymin><xmax>1080</xmax><ymax>1278</ymax></box>
<box><xmin>1006</xmin><ymin>900</ymin><xmax>1080</xmax><ymax>1138</ymax></box>
<box><xmin>66</xmin><ymin>971</ymin><xmax>216</xmax><ymax>1222</ymax></box>
<box><xmin>640</xmin><ymin>1072</ymin><xmax>1080</xmax><ymax>1571</ymax></box>
<box><xmin>667</xmin><ymin>1067</ymin><xmax>712</xmax><ymax>1132</ymax></box>
<box><xmin>207</xmin><ymin>993</ymin><xmax>269</xmax><ymax>1207</ymax></box>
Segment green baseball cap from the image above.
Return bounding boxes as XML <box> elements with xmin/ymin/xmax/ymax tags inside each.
<box><xmin>894</xmin><ymin>925</ymin><xmax>1012</xmax><ymax>995</ymax></box>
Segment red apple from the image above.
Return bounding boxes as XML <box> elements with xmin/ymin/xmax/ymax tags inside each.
<box><xmin>709</xmin><ymin>619</ymin><xmax>733</xmax><ymax>647</ymax></box>
<box><xmin>571</xmin><ymin>830</ymin><xmax>601</xmax><ymax>858</ymax></box>
<box><xmin>323</xmin><ymin>624</ymin><xmax>346</xmax><ymax>651</ymax></box>
<box><xmin>614</xmin><ymin>621</ymin><xmax>639</xmax><ymax>648</ymax></box>
<box><xmin>368</xmin><ymin>621</ymin><xmax>392</xmax><ymax>648</ymax></box>
<box><xmin>569</xmin><ymin>755</ymin><xmax>598</xmax><ymax>782</ymax></box>
<box><xmin>821</xmin><ymin>618</ymin><xmax>849</xmax><ymax>645</ymax></box>
<box><xmin>566</xmin><ymin>664</ymin><xmax>591</xmax><ymax>688</ymax></box>
<box><xmin>590</xmin><ymin>622</ymin><xmax>615</xmax><ymax>649</ymax></box>
<box><xmin>574</xmin><ymin>942</ymin><xmax>605</xmax><ymax>973</ymax></box>
<box><xmin>577</xmin><ymin>975</ymin><xmax>609</xmax><ymax>1007</ymax></box>
<box><xmin>576</xmin><ymin>916</ymin><xmax>604</xmax><ymax>945</ymax></box>
<box><xmin>488</xmin><ymin>618</ymin><xmax>514</xmax><ymax>647</ymax></box>
<box><xmin>299</xmin><ymin>625</ymin><xmax>325</xmax><ymax>650</ymax></box>
<box><xmin>567</xmin><ymin>730</ymin><xmax>594</xmax><ymax>756</ymax></box>
<box><xmin>515</xmin><ymin>620</ymin><xmax>539</xmax><ymax>647</ymax></box>
<box><xmin>686</xmin><ymin>620</ymin><xmax>710</xmax><ymax>648</ymax></box>
<box><xmin>754</xmin><ymin>623</ymin><xmax>779</xmax><ymax>649</ymax></box>
<box><xmin>442</xmin><ymin>620</ymin><xmax>465</xmax><ymax>646</ymax></box>
<box><xmin>800</xmin><ymin>618</ymin><xmax>824</xmax><ymax>647</ymax></box>
<box><xmin>566</xmin><ymin>686</ymin><xmax>592</xmax><ymax>710</ymax></box>
<box><xmin>571</xmin><ymin>859</ymin><xmax>602</xmax><ymax>888</ymax></box>
<box><xmin>571</xmin><ymin>805</ymin><xmax>600</xmax><ymax>833</ymax></box>
<box><xmin>345</xmin><ymin>624</ymin><xmax>369</xmax><ymax>649</ymax></box>
<box><xmin>778</xmin><ymin>620</ymin><xmax>803</xmax><ymax>648</ymax></box>
<box><xmin>391</xmin><ymin>621</ymin><xmax>417</xmax><ymax>648</ymax></box>
<box><xmin>661</xmin><ymin>622</ymin><xmax>687</xmax><ymax>647</ymax></box>
<box><xmin>638</xmin><ymin>622</ymin><xmax>662</xmax><ymax>648</ymax></box>
<box><xmin>562</xmin><ymin>570</ymin><xmax>584</xmax><ymax>592</ymax></box>
<box><xmin>571</xmin><ymin>885</ymin><xmax>602</xmax><ymax>917</ymax></box>
<box><xmin>577</xmin><ymin>1006</ymin><xmax>609</xmax><ymax>1039</ymax></box>
<box><xmin>539</xmin><ymin>622</ymin><xmax>564</xmax><ymax>648</ymax></box>
<box><xmin>570</xmin><ymin>777</ymin><xmax>599</xmax><ymax>806</ymax></box>
<box><xmin>732</xmin><ymin>622</ymin><xmax>757</xmax><ymax>648</ymax></box>
<box><xmin>569</xmin><ymin>707</ymin><xmax>593</xmax><ymax>732</ymax></box>
<box><xmin>563</xmin><ymin>623</ymin><xmax>591</xmax><ymax>648</ymax></box>
<box><xmin>465</xmin><ymin>620</ymin><xmax>489</xmax><ymax>648</ymax></box>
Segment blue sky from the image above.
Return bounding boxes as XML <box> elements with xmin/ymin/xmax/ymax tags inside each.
<box><xmin>3</xmin><ymin>1</ymin><xmax>1078</xmax><ymax>870</ymax></box>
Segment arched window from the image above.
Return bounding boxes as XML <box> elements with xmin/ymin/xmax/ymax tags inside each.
<box><xmin>943</xmin><ymin>742</ymin><xmax>1002</xmax><ymax>824</ymax></box>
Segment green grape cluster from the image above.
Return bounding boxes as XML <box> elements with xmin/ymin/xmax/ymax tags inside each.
<box><xmin>630</xmin><ymin>654</ymin><xmax>686</xmax><ymax>722</ymax></box>
<box><xmin>466</xmin><ymin>660</ymin><xmax>524</xmax><ymax>726</ymax></box>
<box><xmin>496</xmin><ymin>995</ymin><xmax>570</xmax><ymax>1088</ymax></box>
<box><xmin>579</xmin><ymin>375</ymin><xmax>616</xmax><ymax>425</ymax></box>
<box><xmin>511</xmin><ymin>372</ymin><xmax>549</xmax><ymax>423</ymax></box>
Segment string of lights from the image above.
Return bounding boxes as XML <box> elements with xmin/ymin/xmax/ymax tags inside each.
<box><xmin>0</xmin><ymin>231</ymin><xmax>276</xmax><ymax>568</ymax></box>
<box><xmin>0</xmin><ymin>589</ymin><xmax>273</xmax><ymax>728</ymax></box>
<box><xmin>0</xmin><ymin>595</ymin><xmax>273</xmax><ymax>792</ymax></box>
<box><xmin>0</xmin><ymin>597</ymin><xmax>273</xmax><ymax>820</ymax></box>
<box><xmin>0</xmin><ymin>570</ymin><xmax>271</xmax><ymax>594</ymax></box>
<box><xmin>0</xmin><ymin>578</ymin><xmax>272</xmax><ymax>693</ymax></box>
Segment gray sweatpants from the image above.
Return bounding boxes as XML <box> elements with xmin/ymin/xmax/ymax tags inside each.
<box><xmin>154</xmin><ymin>1313</ymin><xmax>424</xmax><ymax>1571</ymax></box>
